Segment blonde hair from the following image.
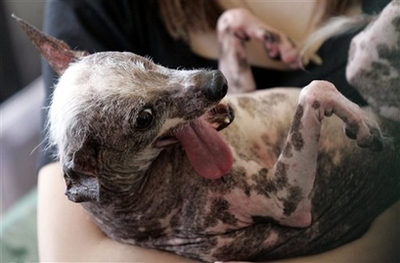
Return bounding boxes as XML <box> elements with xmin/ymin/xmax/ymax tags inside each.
<box><xmin>158</xmin><ymin>0</ymin><xmax>223</xmax><ymax>41</ymax></box>
<box><xmin>158</xmin><ymin>0</ymin><xmax>362</xmax><ymax>41</ymax></box>
<box><xmin>317</xmin><ymin>0</ymin><xmax>363</xmax><ymax>24</ymax></box>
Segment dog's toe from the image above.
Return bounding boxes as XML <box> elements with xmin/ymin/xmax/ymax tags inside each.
<box><xmin>358</xmin><ymin>124</ymin><xmax>383</xmax><ymax>152</ymax></box>
<box><xmin>344</xmin><ymin>117</ymin><xmax>383</xmax><ymax>151</ymax></box>
<box><xmin>344</xmin><ymin>126</ymin><xmax>357</xmax><ymax>140</ymax></box>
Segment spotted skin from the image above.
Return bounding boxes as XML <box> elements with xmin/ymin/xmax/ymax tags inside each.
<box><xmin>217</xmin><ymin>8</ymin><xmax>320</xmax><ymax>94</ymax></box>
<box><xmin>346</xmin><ymin>0</ymin><xmax>400</xmax><ymax>121</ymax></box>
<box><xmin>13</xmin><ymin>3</ymin><xmax>400</xmax><ymax>262</ymax></box>
<box><xmin>217</xmin><ymin>8</ymin><xmax>304</xmax><ymax>94</ymax></box>
<box><xmin>67</xmin><ymin>71</ymin><xmax>396</xmax><ymax>262</ymax></box>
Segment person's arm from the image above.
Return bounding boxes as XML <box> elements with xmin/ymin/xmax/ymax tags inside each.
<box><xmin>38</xmin><ymin>162</ymin><xmax>400</xmax><ymax>262</ymax></box>
<box><xmin>37</xmin><ymin>162</ymin><xmax>199</xmax><ymax>262</ymax></box>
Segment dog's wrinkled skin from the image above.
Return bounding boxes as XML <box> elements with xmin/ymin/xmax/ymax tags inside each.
<box><xmin>15</xmin><ymin>1</ymin><xmax>399</xmax><ymax>262</ymax></box>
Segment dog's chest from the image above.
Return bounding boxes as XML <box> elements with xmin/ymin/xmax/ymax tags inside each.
<box><xmin>220</xmin><ymin>92</ymin><xmax>297</xmax><ymax>166</ymax></box>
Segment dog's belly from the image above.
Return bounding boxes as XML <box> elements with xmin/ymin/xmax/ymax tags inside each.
<box><xmin>84</xmin><ymin>90</ymin><xmax>400</xmax><ymax>262</ymax></box>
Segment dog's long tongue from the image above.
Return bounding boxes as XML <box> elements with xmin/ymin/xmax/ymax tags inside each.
<box><xmin>174</xmin><ymin>118</ymin><xmax>233</xmax><ymax>179</ymax></box>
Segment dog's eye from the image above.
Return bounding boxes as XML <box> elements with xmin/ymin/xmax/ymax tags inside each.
<box><xmin>135</xmin><ymin>108</ymin><xmax>154</xmax><ymax>130</ymax></box>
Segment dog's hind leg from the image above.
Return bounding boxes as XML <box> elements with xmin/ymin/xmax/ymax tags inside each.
<box><xmin>217</xmin><ymin>8</ymin><xmax>256</xmax><ymax>94</ymax></box>
<box><xmin>346</xmin><ymin>0</ymin><xmax>400</xmax><ymax>121</ymax></box>
<box><xmin>216</xmin><ymin>8</ymin><xmax>319</xmax><ymax>93</ymax></box>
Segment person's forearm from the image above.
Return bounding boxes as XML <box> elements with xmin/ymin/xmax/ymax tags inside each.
<box><xmin>37</xmin><ymin>162</ymin><xmax>199</xmax><ymax>262</ymax></box>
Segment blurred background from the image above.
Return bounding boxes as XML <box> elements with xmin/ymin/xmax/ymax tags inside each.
<box><xmin>1</xmin><ymin>0</ymin><xmax>45</xmax><ymax>214</ymax></box>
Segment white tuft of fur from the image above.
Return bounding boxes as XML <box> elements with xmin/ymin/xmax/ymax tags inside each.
<box><xmin>301</xmin><ymin>15</ymin><xmax>375</xmax><ymax>64</ymax></box>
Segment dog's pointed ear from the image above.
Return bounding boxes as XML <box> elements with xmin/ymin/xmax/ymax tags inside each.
<box><xmin>12</xmin><ymin>14</ymin><xmax>89</xmax><ymax>75</ymax></box>
<box><xmin>62</xmin><ymin>139</ymin><xmax>101</xmax><ymax>203</ymax></box>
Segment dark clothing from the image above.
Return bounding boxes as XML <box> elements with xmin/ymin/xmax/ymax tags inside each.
<box><xmin>39</xmin><ymin>0</ymin><xmax>390</xmax><ymax>168</ymax></box>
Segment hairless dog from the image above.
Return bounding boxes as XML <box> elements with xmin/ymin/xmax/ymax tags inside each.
<box><xmin>14</xmin><ymin>1</ymin><xmax>399</xmax><ymax>261</ymax></box>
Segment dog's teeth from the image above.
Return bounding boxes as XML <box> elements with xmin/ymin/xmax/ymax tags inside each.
<box><xmin>224</xmin><ymin>117</ymin><xmax>231</xmax><ymax>124</ymax></box>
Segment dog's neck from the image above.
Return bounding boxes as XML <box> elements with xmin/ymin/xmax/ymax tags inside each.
<box><xmin>98</xmin><ymin>146</ymin><xmax>165</xmax><ymax>203</ymax></box>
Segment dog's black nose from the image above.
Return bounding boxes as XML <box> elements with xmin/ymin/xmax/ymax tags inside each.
<box><xmin>202</xmin><ymin>70</ymin><xmax>228</xmax><ymax>101</ymax></box>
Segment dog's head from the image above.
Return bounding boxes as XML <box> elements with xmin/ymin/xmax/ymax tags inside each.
<box><xmin>14</xmin><ymin>16</ymin><xmax>233</xmax><ymax>203</ymax></box>
<box><xmin>52</xmin><ymin>52</ymin><xmax>233</xmax><ymax>202</ymax></box>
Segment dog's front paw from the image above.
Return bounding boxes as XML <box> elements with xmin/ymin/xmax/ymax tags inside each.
<box><xmin>205</xmin><ymin>103</ymin><xmax>235</xmax><ymax>131</ymax></box>
<box><xmin>300</xmin><ymin>81</ymin><xmax>384</xmax><ymax>152</ymax></box>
